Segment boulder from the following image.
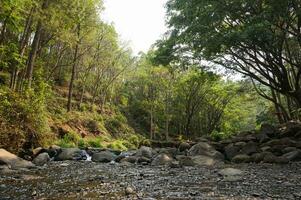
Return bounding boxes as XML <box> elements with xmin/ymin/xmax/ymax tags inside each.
<box><xmin>263</xmin><ymin>152</ymin><xmax>277</xmax><ymax>163</ymax></box>
<box><xmin>282</xmin><ymin>150</ymin><xmax>301</xmax><ymax>162</ymax></box>
<box><xmin>120</xmin><ymin>156</ymin><xmax>137</xmax><ymax>164</ymax></box>
<box><xmin>282</xmin><ymin>147</ymin><xmax>297</xmax><ymax>154</ymax></box>
<box><xmin>218</xmin><ymin>168</ymin><xmax>243</xmax><ymax>182</ymax></box>
<box><xmin>232</xmin><ymin>154</ymin><xmax>251</xmax><ymax>163</ymax></box>
<box><xmin>55</xmin><ymin>148</ymin><xmax>86</xmax><ymax>161</ymax></box>
<box><xmin>92</xmin><ymin>151</ymin><xmax>117</xmax><ymax>162</ymax></box>
<box><xmin>151</xmin><ymin>154</ymin><xmax>173</xmax><ymax>166</ymax></box>
<box><xmin>176</xmin><ymin>155</ymin><xmax>195</xmax><ymax>166</ymax></box>
<box><xmin>32</xmin><ymin>147</ymin><xmax>44</xmax><ymax>157</ymax></box>
<box><xmin>158</xmin><ymin>148</ymin><xmax>177</xmax><ymax>157</ymax></box>
<box><xmin>251</xmin><ymin>153</ymin><xmax>265</xmax><ymax>163</ymax></box>
<box><xmin>136</xmin><ymin>146</ymin><xmax>153</xmax><ymax>159</ymax></box>
<box><xmin>280</xmin><ymin>121</ymin><xmax>301</xmax><ymax>138</ymax></box>
<box><xmin>188</xmin><ymin>142</ymin><xmax>224</xmax><ymax>160</ymax></box>
<box><xmin>260</xmin><ymin>123</ymin><xmax>277</xmax><ymax>137</ymax></box>
<box><xmin>224</xmin><ymin>144</ymin><xmax>240</xmax><ymax>160</ymax></box>
<box><xmin>192</xmin><ymin>155</ymin><xmax>219</xmax><ymax>166</ymax></box>
<box><xmin>0</xmin><ymin>149</ymin><xmax>35</xmax><ymax>169</ymax></box>
<box><xmin>256</xmin><ymin>133</ymin><xmax>270</xmax><ymax>143</ymax></box>
<box><xmin>137</xmin><ymin>156</ymin><xmax>151</xmax><ymax>164</ymax></box>
<box><xmin>234</xmin><ymin>142</ymin><xmax>246</xmax><ymax>148</ymax></box>
<box><xmin>47</xmin><ymin>145</ymin><xmax>61</xmax><ymax>158</ymax></box>
<box><xmin>178</xmin><ymin>142</ymin><xmax>191</xmax><ymax>152</ymax></box>
<box><xmin>240</xmin><ymin>141</ymin><xmax>258</xmax><ymax>155</ymax></box>
<box><xmin>260</xmin><ymin>146</ymin><xmax>271</xmax><ymax>152</ymax></box>
<box><xmin>33</xmin><ymin>153</ymin><xmax>50</xmax><ymax>166</ymax></box>
<box><xmin>218</xmin><ymin>168</ymin><xmax>243</xmax><ymax>176</ymax></box>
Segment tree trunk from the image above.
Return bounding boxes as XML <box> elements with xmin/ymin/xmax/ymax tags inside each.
<box><xmin>25</xmin><ymin>0</ymin><xmax>48</xmax><ymax>88</ymax></box>
<box><xmin>10</xmin><ymin>7</ymin><xmax>34</xmax><ymax>90</ymax></box>
<box><xmin>67</xmin><ymin>24</ymin><xmax>80</xmax><ymax>112</ymax></box>
<box><xmin>150</xmin><ymin>105</ymin><xmax>154</xmax><ymax>140</ymax></box>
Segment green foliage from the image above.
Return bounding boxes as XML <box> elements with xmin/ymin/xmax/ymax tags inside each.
<box><xmin>0</xmin><ymin>85</ymin><xmax>52</xmax><ymax>153</ymax></box>
<box><xmin>107</xmin><ymin>140</ymin><xmax>127</xmax><ymax>151</ymax></box>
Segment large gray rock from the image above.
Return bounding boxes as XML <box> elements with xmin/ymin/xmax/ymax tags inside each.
<box><xmin>240</xmin><ymin>141</ymin><xmax>258</xmax><ymax>155</ymax></box>
<box><xmin>218</xmin><ymin>168</ymin><xmax>243</xmax><ymax>182</ymax></box>
<box><xmin>232</xmin><ymin>154</ymin><xmax>251</xmax><ymax>163</ymax></box>
<box><xmin>92</xmin><ymin>151</ymin><xmax>117</xmax><ymax>162</ymax></box>
<box><xmin>282</xmin><ymin>150</ymin><xmax>301</xmax><ymax>162</ymax></box>
<box><xmin>0</xmin><ymin>149</ymin><xmax>35</xmax><ymax>169</ymax></box>
<box><xmin>120</xmin><ymin>156</ymin><xmax>137</xmax><ymax>164</ymax></box>
<box><xmin>260</xmin><ymin>123</ymin><xmax>277</xmax><ymax>137</ymax></box>
<box><xmin>178</xmin><ymin>142</ymin><xmax>191</xmax><ymax>152</ymax></box>
<box><xmin>251</xmin><ymin>153</ymin><xmax>265</xmax><ymax>163</ymax></box>
<box><xmin>136</xmin><ymin>146</ymin><xmax>153</xmax><ymax>159</ymax></box>
<box><xmin>224</xmin><ymin>144</ymin><xmax>240</xmax><ymax>160</ymax></box>
<box><xmin>188</xmin><ymin>142</ymin><xmax>224</xmax><ymax>160</ymax></box>
<box><xmin>33</xmin><ymin>152</ymin><xmax>50</xmax><ymax>166</ymax></box>
<box><xmin>151</xmin><ymin>154</ymin><xmax>173</xmax><ymax>166</ymax></box>
<box><xmin>158</xmin><ymin>148</ymin><xmax>177</xmax><ymax>157</ymax></box>
<box><xmin>55</xmin><ymin>148</ymin><xmax>85</xmax><ymax>161</ymax></box>
<box><xmin>192</xmin><ymin>155</ymin><xmax>219</xmax><ymax>166</ymax></box>
<box><xmin>176</xmin><ymin>155</ymin><xmax>195</xmax><ymax>166</ymax></box>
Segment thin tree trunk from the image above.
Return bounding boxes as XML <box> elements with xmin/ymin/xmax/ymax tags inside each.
<box><xmin>10</xmin><ymin>7</ymin><xmax>34</xmax><ymax>90</ymax></box>
<box><xmin>67</xmin><ymin>24</ymin><xmax>80</xmax><ymax>112</ymax></box>
<box><xmin>25</xmin><ymin>0</ymin><xmax>48</xmax><ymax>88</ymax></box>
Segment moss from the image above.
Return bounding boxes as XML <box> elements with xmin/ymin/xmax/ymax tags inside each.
<box><xmin>107</xmin><ymin>140</ymin><xmax>127</xmax><ymax>151</ymax></box>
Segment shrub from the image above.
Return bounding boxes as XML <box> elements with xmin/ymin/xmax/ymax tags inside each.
<box><xmin>86</xmin><ymin>137</ymin><xmax>103</xmax><ymax>148</ymax></box>
<box><xmin>107</xmin><ymin>140</ymin><xmax>127</xmax><ymax>151</ymax></box>
<box><xmin>0</xmin><ymin>85</ymin><xmax>52</xmax><ymax>153</ymax></box>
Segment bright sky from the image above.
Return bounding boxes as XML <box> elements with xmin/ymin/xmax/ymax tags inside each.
<box><xmin>102</xmin><ymin>0</ymin><xmax>168</xmax><ymax>55</ymax></box>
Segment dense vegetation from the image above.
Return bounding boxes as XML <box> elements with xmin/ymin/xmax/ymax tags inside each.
<box><xmin>1</xmin><ymin>0</ymin><xmax>298</xmax><ymax>154</ymax></box>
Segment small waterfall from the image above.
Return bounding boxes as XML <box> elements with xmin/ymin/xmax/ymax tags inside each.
<box><xmin>82</xmin><ymin>150</ymin><xmax>92</xmax><ymax>161</ymax></box>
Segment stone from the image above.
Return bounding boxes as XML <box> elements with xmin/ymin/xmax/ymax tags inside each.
<box><xmin>218</xmin><ymin>168</ymin><xmax>243</xmax><ymax>182</ymax></box>
<box><xmin>192</xmin><ymin>155</ymin><xmax>218</xmax><ymax>166</ymax></box>
<box><xmin>251</xmin><ymin>153</ymin><xmax>265</xmax><ymax>163</ymax></box>
<box><xmin>125</xmin><ymin>186</ymin><xmax>135</xmax><ymax>195</ymax></box>
<box><xmin>282</xmin><ymin>150</ymin><xmax>301</xmax><ymax>161</ymax></box>
<box><xmin>188</xmin><ymin>142</ymin><xmax>224</xmax><ymax>160</ymax></box>
<box><xmin>136</xmin><ymin>146</ymin><xmax>153</xmax><ymax>159</ymax></box>
<box><xmin>120</xmin><ymin>156</ymin><xmax>137</xmax><ymax>164</ymax></box>
<box><xmin>137</xmin><ymin>156</ymin><xmax>151</xmax><ymax>164</ymax></box>
<box><xmin>240</xmin><ymin>141</ymin><xmax>258</xmax><ymax>155</ymax></box>
<box><xmin>232</xmin><ymin>154</ymin><xmax>251</xmax><ymax>163</ymax></box>
<box><xmin>169</xmin><ymin>161</ymin><xmax>181</xmax><ymax>168</ymax></box>
<box><xmin>92</xmin><ymin>151</ymin><xmax>117</xmax><ymax>163</ymax></box>
<box><xmin>151</xmin><ymin>154</ymin><xmax>173</xmax><ymax>166</ymax></box>
<box><xmin>260</xmin><ymin>146</ymin><xmax>271</xmax><ymax>152</ymax></box>
<box><xmin>234</xmin><ymin>142</ymin><xmax>246</xmax><ymax>147</ymax></box>
<box><xmin>33</xmin><ymin>152</ymin><xmax>50</xmax><ymax>166</ymax></box>
<box><xmin>256</xmin><ymin>133</ymin><xmax>270</xmax><ymax>143</ymax></box>
<box><xmin>224</xmin><ymin>144</ymin><xmax>240</xmax><ymax>160</ymax></box>
<box><xmin>178</xmin><ymin>142</ymin><xmax>191</xmax><ymax>152</ymax></box>
<box><xmin>0</xmin><ymin>149</ymin><xmax>35</xmax><ymax>169</ymax></box>
<box><xmin>176</xmin><ymin>155</ymin><xmax>195</xmax><ymax>166</ymax></box>
<box><xmin>260</xmin><ymin>123</ymin><xmax>277</xmax><ymax>137</ymax></box>
<box><xmin>282</xmin><ymin>147</ymin><xmax>297</xmax><ymax>154</ymax></box>
<box><xmin>263</xmin><ymin>152</ymin><xmax>277</xmax><ymax>163</ymax></box>
<box><xmin>218</xmin><ymin>168</ymin><xmax>243</xmax><ymax>176</ymax></box>
<box><xmin>280</xmin><ymin>121</ymin><xmax>301</xmax><ymax>137</ymax></box>
<box><xmin>55</xmin><ymin>148</ymin><xmax>86</xmax><ymax>161</ymax></box>
<box><xmin>158</xmin><ymin>148</ymin><xmax>177</xmax><ymax>157</ymax></box>
<box><xmin>32</xmin><ymin>147</ymin><xmax>44</xmax><ymax>157</ymax></box>
<box><xmin>270</xmin><ymin>145</ymin><xmax>285</xmax><ymax>156</ymax></box>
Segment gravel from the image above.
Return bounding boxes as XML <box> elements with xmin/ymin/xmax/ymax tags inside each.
<box><xmin>1</xmin><ymin>161</ymin><xmax>301</xmax><ymax>199</ymax></box>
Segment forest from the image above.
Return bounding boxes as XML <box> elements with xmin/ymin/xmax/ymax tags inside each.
<box><xmin>1</xmin><ymin>0</ymin><xmax>294</xmax><ymax>153</ymax></box>
<box><xmin>1</xmin><ymin>0</ymin><xmax>301</xmax><ymax>199</ymax></box>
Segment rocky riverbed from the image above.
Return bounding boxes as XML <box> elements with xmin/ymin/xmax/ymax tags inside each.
<box><xmin>1</xmin><ymin>160</ymin><xmax>301</xmax><ymax>200</ymax></box>
<box><xmin>1</xmin><ymin>122</ymin><xmax>301</xmax><ymax>199</ymax></box>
